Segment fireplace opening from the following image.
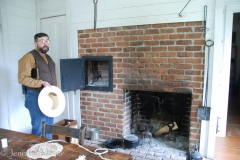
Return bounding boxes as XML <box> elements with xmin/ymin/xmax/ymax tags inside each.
<box><xmin>83</xmin><ymin>56</ymin><xmax>113</xmax><ymax>92</ymax></box>
<box><xmin>129</xmin><ymin>90</ymin><xmax>191</xmax><ymax>150</ymax></box>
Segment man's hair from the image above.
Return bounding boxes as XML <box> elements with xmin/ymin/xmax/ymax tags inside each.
<box><xmin>34</xmin><ymin>33</ymin><xmax>49</xmax><ymax>42</ymax></box>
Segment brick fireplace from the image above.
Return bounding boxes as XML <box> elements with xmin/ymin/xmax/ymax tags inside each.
<box><xmin>78</xmin><ymin>21</ymin><xmax>205</xmax><ymax>149</ymax></box>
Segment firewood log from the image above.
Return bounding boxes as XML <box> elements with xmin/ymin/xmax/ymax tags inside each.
<box><xmin>154</xmin><ymin>122</ymin><xmax>178</xmax><ymax>136</ymax></box>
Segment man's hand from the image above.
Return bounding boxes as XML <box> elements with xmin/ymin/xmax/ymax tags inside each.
<box><xmin>42</xmin><ymin>81</ymin><xmax>51</xmax><ymax>87</ymax></box>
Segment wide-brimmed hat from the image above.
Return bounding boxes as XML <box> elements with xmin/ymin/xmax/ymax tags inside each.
<box><xmin>38</xmin><ymin>86</ymin><xmax>65</xmax><ymax>117</ymax></box>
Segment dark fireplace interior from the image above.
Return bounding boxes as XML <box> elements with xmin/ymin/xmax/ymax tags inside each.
<box><xmin>129</xmin><ymin>90</ymin><xmax>191</xmax><ymax>149</ymax></box>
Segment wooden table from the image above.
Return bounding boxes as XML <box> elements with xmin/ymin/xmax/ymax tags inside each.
<box><xmin>0</xmin><ymin>128</ymin><xmax>132</xmax><ymax>160</ymax></box>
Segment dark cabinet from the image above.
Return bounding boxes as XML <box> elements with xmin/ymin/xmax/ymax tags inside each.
<box><xmin>60</xmin><ymin>56</ymin><xmax>113</xmax><ymax>92</ymax></box>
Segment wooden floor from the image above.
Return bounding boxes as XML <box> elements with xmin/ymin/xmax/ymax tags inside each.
<box><xmin>214</xmin><ymin>89</ymin><xmax>240</xmax><ymax>160</ymax></box>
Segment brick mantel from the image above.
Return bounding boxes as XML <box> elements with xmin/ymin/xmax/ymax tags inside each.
<box><xmin>78</xmin><ymin>21</ymin><xmax>205</xmax><ymax>149</ymax></box>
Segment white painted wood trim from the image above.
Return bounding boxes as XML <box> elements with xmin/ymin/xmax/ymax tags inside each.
<box><xmin>65</xmin><ymin>0</ymin><xmax>72</xmax><ymax>59</ymax></box>
<box><xmin>200</xmin><ymin>0</ymin><xmax>224</xmax><ymax>158</ymax></box>
<box><xmin>0</xmin><ymin>0</ymin><xmax>11</xmax><ymax>130</ymax></box>
<box><xmin>69</xmin><ymin>30</ymin><xmax>79</xmax><ymax>58</ymax></box>
<box><xmin>199</xmin><ymin>1</ymin><xmax>240</xmax><ymax>159</ymax></box>
<box><xmin>218</xmin><ymin>2</ymin><xmax>240</xmax><ymax>136</ymax></box>
<box><xmin>36</xmin><ymin>0</ymin><xmax>41</xmax><ymax>32</ymax></box>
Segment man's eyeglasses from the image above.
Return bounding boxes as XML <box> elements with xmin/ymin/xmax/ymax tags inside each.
<box><xmin>36</xmin><ymin>40</ymin><xmax>50</xmax><ymax>44</ymax></box>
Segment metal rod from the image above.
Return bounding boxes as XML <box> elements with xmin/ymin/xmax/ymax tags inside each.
<box><xmin>204</xmin><ymin>40</ymin><xmax>214</xmax><ymax>106</ymax></box>
<box><xmin>93</xmin><ymin>0</ymin><xmax>98</xmax><ymax>30</ymax></box>
<box><xmin>179</xmin><ymin>0</ymin><xmax>191</xmax><ymax>17</ymax></box>
<box><xmin>133</xmin><ymin>99</ymin><xmax>150</xmax><ymax>116</ymax></box>
<box><xmin>89</xmin><ymin>61</ymin><xmax>95</xmax><ymax>83</ymax></box>
<box><xmin>200</xmin><ymin>5</ymin><xmax>210</xmax><ymax>32</ymax></box>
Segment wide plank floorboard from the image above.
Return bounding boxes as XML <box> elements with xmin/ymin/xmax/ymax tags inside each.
<box><xmin>214</xmin><ymin>89</ymin><xmax>240</xmax><ymax>160</ymax></box>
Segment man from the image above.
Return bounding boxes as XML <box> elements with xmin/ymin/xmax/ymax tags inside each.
<box><xmin>18</xmin><ymin>33</ymin><xmax>57</xmax><ymax>138</ymax></box>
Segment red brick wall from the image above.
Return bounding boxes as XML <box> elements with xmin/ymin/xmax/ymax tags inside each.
<box><xmin>78</xmin><ymin>21</ymin><xmax>205</xmax><ymax>149</ymax></box>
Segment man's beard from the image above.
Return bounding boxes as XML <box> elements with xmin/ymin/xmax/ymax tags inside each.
<box><xmin>38</xmin><ymin>46</ymin><xmax>49</xmax><ymax>54</ymax></box>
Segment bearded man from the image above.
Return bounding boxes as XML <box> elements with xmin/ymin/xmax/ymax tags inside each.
<box><xmin>18</xmin><ymin>33</ymin><xmax>57</xmax><ymax>138</ymax></box>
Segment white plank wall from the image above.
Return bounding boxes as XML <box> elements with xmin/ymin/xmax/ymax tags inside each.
<box><xmin>69</xmin><ymin>0</ymin><xmax>214</xmax><ymax>30</ymax></box>
<box><xmin>0</xmin><ymin>0</ymin><xmax>36</xmax><ymax>132</ymax></box>
<box><xmin>0</xmin><ymin>4</ymin><xmax>9</xmax><ymax>129</ymax></box>
<box><xmin>38</xmin><ymin>0</ymin><xmax>66</xmax><ymax>18</ymax></box>
<box><xmin>68</xmin><ymin>0</ymin><xmax>216</xmax><ymax>80</ymax></box>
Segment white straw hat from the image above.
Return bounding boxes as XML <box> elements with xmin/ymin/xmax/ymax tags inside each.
<box><xmin>38</xmin><ymin>86</ymin><xmax>65</xmax><ymax>117</ymax></box>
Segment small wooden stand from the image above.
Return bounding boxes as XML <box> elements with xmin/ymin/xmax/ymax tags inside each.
<box><xmin>53</xmin><ymin>119</ymin><xmax>77</xmax><ymax>142</ymax></box>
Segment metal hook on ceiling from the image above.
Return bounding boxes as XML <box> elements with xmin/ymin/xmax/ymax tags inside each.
<box><xmin>179</xmin><ymin>0</ymin><xmax>191</xmax><ymax>17</ymax></box>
